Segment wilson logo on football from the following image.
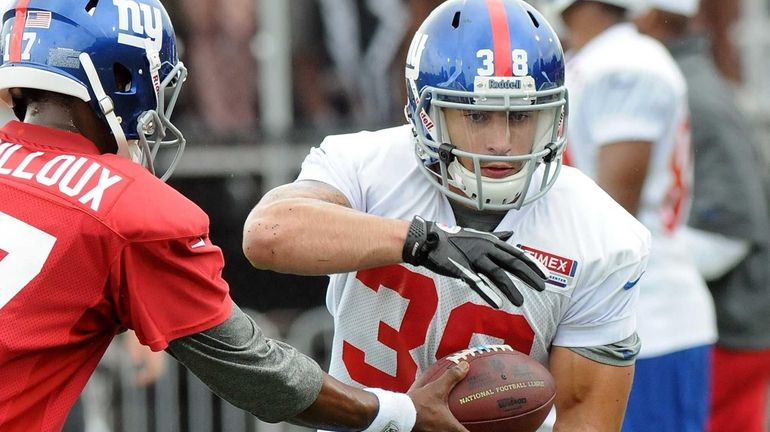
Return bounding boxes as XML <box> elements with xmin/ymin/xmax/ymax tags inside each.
<box><xmin>113</xmin><ymin>0</ymin><xmax>163</xmax><ymax>51</ymax></box>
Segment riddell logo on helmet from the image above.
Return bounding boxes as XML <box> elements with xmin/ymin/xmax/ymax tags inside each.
<box><xmin>474</xmin><ymin>76</ymin><xmax>536</xmax><ymax>94</ymax></box>
<box><xmin>113</xmin><ymin>0</ymin><xmax>163</xmax><ymax>51</ymax></box>
<box><xmin>419</xmin><ymin>110</ymin><xmax>434</xmax><ymax>131</ymax></box>
<box><xmin>488</xmin><ymin>79</ymin><xmax>522</xmax><ymax>90</ymax></box>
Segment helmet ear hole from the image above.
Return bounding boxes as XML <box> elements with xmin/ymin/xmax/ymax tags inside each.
<box><xmin>452</xmin><ymin>11</ymin><xmax>461</xmax><ymax>28</ymax></box>
<box><xmin>113</xmin><ymin>63</ymin><xmax>132</xmax><ymax>92</ymax></box>
<box><xmin>527</xmin><ymin>11</ymin><xmax>540</xmax><ymax>28</ymax></box>
<box><xmin>85</xmin><ymin>0</ymin><xmax>99</xmax><ymax>14</ymax></box>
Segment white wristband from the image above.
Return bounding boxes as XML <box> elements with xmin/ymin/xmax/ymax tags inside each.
<box><xmin>361</xmin><ymin>388</ymin><xmax>417</xmax><ymax>432</ymax></box>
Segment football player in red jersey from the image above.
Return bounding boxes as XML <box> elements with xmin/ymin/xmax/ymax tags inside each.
<box><xmin>0</xmin><ymin>1</ymin><xmax>470</xmax><ymax>431</ymax></box>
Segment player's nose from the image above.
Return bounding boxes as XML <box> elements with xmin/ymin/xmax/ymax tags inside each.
<box><xmin>484</xmin><ymin>137</ymin><xmax>514</xmax><ymax>156</ymax></box>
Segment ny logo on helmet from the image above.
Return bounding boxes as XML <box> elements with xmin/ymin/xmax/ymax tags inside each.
<box><xmin>112</xmin><ymin>0</ymin><xmax>163</xmax><ymax>52</ymax></box>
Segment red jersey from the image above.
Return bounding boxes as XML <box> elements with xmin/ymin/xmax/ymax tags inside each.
<box><xmin>0</xmin><ymin>121</ymin><xmax>232</xmax><ymax>431</ymax></box>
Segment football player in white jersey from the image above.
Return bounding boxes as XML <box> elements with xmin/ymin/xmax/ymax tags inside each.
<box><xmin>541</xmin><ymin>1</ymin><xmax>717</xmax><ymax>431</ymax></box>
<box><xmin>244</xmin><ymin>0</ymin><xmax>650</xmax><ymax>430</ymax></box>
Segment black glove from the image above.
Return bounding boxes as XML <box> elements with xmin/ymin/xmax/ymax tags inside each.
<box><xmin>402</xmin><ymin>216</ymin><xmax>548</xmax><ymax>308</ymax></box>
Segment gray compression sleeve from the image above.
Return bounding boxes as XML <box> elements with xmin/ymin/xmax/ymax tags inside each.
<box><xmin>567</xmin><ymin>332</ymin><xmax>641</xmax><ymax>367</ymax></box>
<box><xmin>166</xmin><ymin>303</ymin><xmax>324</xmax><ymax>423</ymax></box>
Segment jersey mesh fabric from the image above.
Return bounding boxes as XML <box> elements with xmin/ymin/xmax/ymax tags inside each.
<box><xmin>0</xmin><ymin>185</ymin><xmax>124</xmax><ymax>431</ymax></box>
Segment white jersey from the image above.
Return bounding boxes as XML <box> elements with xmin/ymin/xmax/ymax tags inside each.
<box><xmin>298</xmin><ymin>125</ymin><xmax>650</xmax><ymax>397</ymax></box>
<box><xmin>565</xmin><ymin>23</ymin><xmax>716</xmax><ymax>357</ymax></box>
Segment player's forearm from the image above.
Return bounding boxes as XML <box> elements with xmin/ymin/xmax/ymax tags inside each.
<box><xmin>596</xmin><ymin>140</ymin><xmax>651</xmax><ymax>217</ymax></box>
<box><xmin>289</xmin><ymin>375</ymin><xmax>379</xmax><ymax>430</ymax></box>
<box><xmin>167</xmin><ymin>305</ymin><xmax>327</xmax><ymax>423</ymax></box>
<box><xmin>553</xmin><ymin>407</ymin><xmax>626</xmax><ymax>432</ymax></box>
<box><xmin>552</xmin><ymin>375</ymin><xmax>632</xmax><ymax>431</ymax></box>
<box><xmin>550</xmin><ymin>347</ymin><xmax>633</xmax><ymax>431</ymax></box>
<box><xmin>243</xmin><ymin>198</ymin><xmax>409</xmax><ymax>275</ymax></box>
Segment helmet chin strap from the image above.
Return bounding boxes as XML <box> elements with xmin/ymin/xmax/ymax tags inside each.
<box><xmin>447</xmin><ymin>159</ymin><xmax>529</xmax><ymax>207</ymax></box>
<box><xmin>78</xmin><ymin>52</ymin><xmax>134</xmax><ymax>159</ymax></box>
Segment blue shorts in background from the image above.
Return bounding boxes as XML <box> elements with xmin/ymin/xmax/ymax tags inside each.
<box><xmin>622</xmin><ymin>345</ymin><xmax>712</xmax><ymax>432</ymax></box>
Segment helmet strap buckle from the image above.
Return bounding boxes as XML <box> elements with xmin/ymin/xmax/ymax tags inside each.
<box><xmin>543</xmin><ymin>143</ymin><xmax>557</xmax><ymax>163</ymax></box>
<box><xmin>438</xmin><ymin>143</ymin><xmax>456</xmax><ymax>165</ymax></box>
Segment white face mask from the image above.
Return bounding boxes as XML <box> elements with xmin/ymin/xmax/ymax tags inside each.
<box><xmin>412</xmin><ymin>92</ymin><xmax>565</xmax><ymax>210</ymax></box>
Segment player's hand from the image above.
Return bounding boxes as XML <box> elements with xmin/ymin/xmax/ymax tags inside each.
<box><xmin>408</xmin><ymin>361</ymin><xmax>471</xmax><ymax>432</ymax></box>
<box><xmin>402</xmin><ymin>215</ymin><xmax>547</xmax><ymax>308</ymax></box>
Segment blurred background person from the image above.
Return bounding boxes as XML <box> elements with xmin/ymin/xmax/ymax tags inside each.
<box><xmin>178</xmin><ymin>0</ymin><xmax>259</xmax><ymax>141</ymax></box>
<box><xmin>695</xmin><ymin>0</ymin><xmax>743</xmax><ymax>84</ymax></box>
<box><xmin>543</xmin><ymin>0</ymin><xmax>717</xmax><ymax>430</ymax></box>
<box><xmin>394</xmin><ymin>0</ymin><xmax>446</xmax><ymax>109</ymax></box>
<box><xmin>314</xmin><ymin>0</ymin><xmax>408</xmax><ymax>127</ymax></box>
<box><xmin>636</xmin><ymin>2</ymin><xmax>770</xmax><ymax>431</ymax></box>
<box><xmin>290</xmin><ymin>0</ymin><xmax>338</xmax><ymax>131</ymax></box>
<box><xmin>290</xmin><ymin>0</ymin><xmax>408</xmax><ymax>132</ymax></box>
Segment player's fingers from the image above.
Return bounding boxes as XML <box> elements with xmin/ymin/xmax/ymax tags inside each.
<box><xmin>477</xmin><ymin>258</ymin><xmax>524</xmax><ymax>306</ymax></box>
<box><xmin>446</xmin><ymin>257</ymin><xmax>503</xmax><ymax>308</ymax></box>
<box><xmin>429</xmin><ymin>363</ymin><xmax>472</xmax><ymax>432</ymax></box>
<box><xmin>425</xmin><ymin>256</ymin><xmax>463</xmax><ymax>280</ymax></box>
<box><xmin>434</xmin><ymin>361</ymin><xmax>469</xmax><ymax>395</ymax></box>
<box><xmin>489</xmin><ymin>249</ymin><xmax>546</xmax><ymax>292</ymax></box>
<box><xmin>495</xmin><ymin>242</ymin><xmax>549</xmax><ymax>279</ymax></box>
<box><xmin>492</xmin><ymin>230</ymin><xmax>513</xmax><ymax>241</ymax></box>
<box><xmin>467</xmin><ymin>274</ymin><xmax>504</xmax><ymax>309</ymax></box>
<box><xmin>449</xmin><ymin>420</ymin><xmax>472</xmax><ymax>432</ymax></box>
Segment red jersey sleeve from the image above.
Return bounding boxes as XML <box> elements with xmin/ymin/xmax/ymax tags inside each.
<box><xmin>110</xmin><ymin>235</ymin><xmax>232</xmax><ymax>351</ymax></box>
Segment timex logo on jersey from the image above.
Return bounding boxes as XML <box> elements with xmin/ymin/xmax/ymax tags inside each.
<box><xmin>518</xmin><ymin>245</ymin><xmax>578</xmax><ymax>288</ymax></box>
<box><xmin>0</xmin><ymin>142</ymin><xmax>124</xmax><ymax>213</ymax></box>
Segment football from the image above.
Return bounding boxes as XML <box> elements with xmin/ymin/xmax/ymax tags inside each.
<box><xmin>413</xmin><ymin>345</ymin><xmax>556</xmax><ymax>432</ymax></box>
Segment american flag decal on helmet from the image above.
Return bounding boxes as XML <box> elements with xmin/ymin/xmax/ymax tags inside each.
<box><xmin>25</xmin><ymin>10</ymin><xmax>51</xmax><ymax>29</ymax></box>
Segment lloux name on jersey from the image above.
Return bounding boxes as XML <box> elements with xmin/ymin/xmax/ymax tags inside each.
<box><xmin>0</xmin><ymin>143</ymin><xmax>123</xmax><ymax>212</ymax></box>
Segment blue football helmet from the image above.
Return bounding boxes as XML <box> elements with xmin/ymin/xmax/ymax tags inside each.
<box><xmin>405</xmin><ymin>0</ymin><xmax>568</xmax><ymax>210</ymax></box>
<box><xmin>0</xmin><ymin>0</ymin><xmax>187</xmax><ymax>181</ymax></box>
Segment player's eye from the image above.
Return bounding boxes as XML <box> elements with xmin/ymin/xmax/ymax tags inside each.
<box><xmin>508</xmin><ymin>111</ymin><xmax>531</xmax><ymax>122</ymax></box>
<box><xmin>464</xmin><ymin>110</ymin><xmax>490</xmax><ymax>123</ymax></box>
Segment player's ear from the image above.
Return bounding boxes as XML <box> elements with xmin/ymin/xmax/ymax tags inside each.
<box><xmin>9</xmin><ymin>88</ymin><xmax>26</xmax><ymax>121</ymax></box>
<box><xmin>71</xmin><ymin>97</ymin><xmax>118</xmax><ymax>154</ymax></box>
